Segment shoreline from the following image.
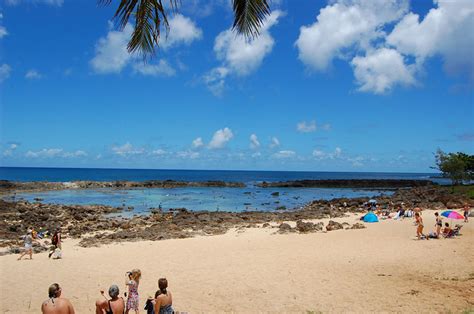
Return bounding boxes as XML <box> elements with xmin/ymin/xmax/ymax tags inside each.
<box><xmin>1</xmin><ymin>210</ymin><xmax>473</xmax><ymax>313</ymax></box>
<box><xmin>1</xmin><ymin>185</ymin><xmax>472</xmax><ymax>252</ymax></box>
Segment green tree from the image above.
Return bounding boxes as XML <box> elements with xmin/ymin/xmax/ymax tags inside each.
<box><xmin>434</xmin><ymin>149</ymin><xmax>473</xmax><ymax>185</ymax></box>
<box><xmin>99</xmin><ymin>0</ymin><xmax>271</xmax><ymax>58</ymax></box>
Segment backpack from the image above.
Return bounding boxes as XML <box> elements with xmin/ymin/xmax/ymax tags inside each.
<box><xmin>52</xmin><ymin>233</ymin><xmax>58</xmax><ymax>246</ymax></box>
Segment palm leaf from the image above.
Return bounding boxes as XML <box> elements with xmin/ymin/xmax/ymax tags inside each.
<box><xmin>99</xmin><ymin>0</ymin><xmax>179</xmax><ymax>58</ymax></box>
<box><xmin>99</xmin><ymin>0</ymin><xmax>271</xmax><ymax>59</ymax></box>
<box><xmin>232</xmin><ymin>0</ymin><xmax>271</xmax><ymax>39</ymax></box>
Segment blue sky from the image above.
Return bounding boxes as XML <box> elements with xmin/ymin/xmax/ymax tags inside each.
<box><xmin>0</xmin><ymin>0</ymin><xmax>473</xmax><ymax>172</ymax></box>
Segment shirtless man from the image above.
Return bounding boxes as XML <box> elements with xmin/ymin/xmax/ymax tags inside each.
<box><xmin>96</xmin><ymin>285</ymin><xmax>125</xmax><ymax>314</ymax></box>
<box><xmin>41</xmin><ymin>283</ymin><xmax>75</xmax><ymax>314</ymax></box>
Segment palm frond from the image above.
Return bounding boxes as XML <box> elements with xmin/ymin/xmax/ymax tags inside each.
<box><xmin>232</xmin><ymin>0</ymin><xmax>271</xmax><ymax>39</ymax></box>
<box><xmin>99</xmin><ymin>0</ymin><xmax>180</xmax><ymax>59</ymax></box>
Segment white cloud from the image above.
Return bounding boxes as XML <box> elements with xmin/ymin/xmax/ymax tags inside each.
<box><xmin>177</xmin><ymin>150</ymin><xmax>200</xmax><ymax>159</ymax></box>
<box><xmin>249</xmin><ymin>134</ymin><xmax>260</xmax><ymax>149</ymax></box>
<box><xmin>251</xmin><ymin>152</ymin><xmax>262</xmax><ymax>158</ymax></box>
<box><xmin>91</xmin><ymin>15</ymin><xmax>200</xmax><ymax>75</ymax></box>
<box><xmin>6</xmin><ymin>0</ymin><xmax>63</xmax><ymax>6</ymax></box>
<box><xmin>297</xmin><ymin>120</ymin><xmax>317</xmax><ymax>133</ymax></box>
<box><xmin>295</xmin><ymin>0</ymin><xmax>408</xmax><ymax>71</ymax></box>
<box><xmin>0</xmin><ymin>26</ymin><xmax>7</xmax><ymax>39</ymax></box>
<box><xmin>151</xmin><ymin>149</ymin><xmax>167</xmax><ymax>156</ymax></box>
<box><xmin>351</xmin><ymin>48</ymin><xmax>415</xmax><ymax>94</ymax></box>
<box><xmin>312</xmin><ymin>147</ymin><xmax>343</xmax><ymax>159</ymax></box>
<box><xmin>208</xmin><ymin>127</ymin><xmax>234</xmax><ymax>149</ymax></box>
<box><xmin>25</xmin><ymin>148</ymin><xmax>87</xmax><ymax>158</ymax></box>
<box><xmin>25</xmin><ymin>69</ymin><xmax>42</xmax><ymax>79</ymax></box>
<box><xmin>295</xmin><ymin>0</ymin><xmax>474</xmax><ymax>93</ymax></box>
<box><xmin>63</xmin><ymin>150</ymin><xmax>88</xmax><ymax>158</ymax></box>
<box><xmin>269</xmin><ymin>137</ymin><xmax>280</xmax><ymax>148</ymax></box>
<box><xmin>90</xmin><ymin>23</ymin><xmax>134</xmax><ymax>74</ymax></box>
<box><xmin>205</xmin><ymin>10</ymin><xmax>283</xmax><ymax>95</ymax></box>
<box><xmin>2</xmin><ymin>143</ymin><xmax>18</xmax><ymax>156</ymax></box>
<box><xmin>213</xmin><ymin>10</ymin><xmax>283</xmax><ymax>76</ymax></box>
<box><xmin>0</xmin><ymin>64</ymin><xmax>11</xmax><ymax>83</ymax></box>
<box><xmin>203</xmin><ymin>67</ymin><xmax>229</xmax><ymax>96</ymax></box>
<box><xmin>133</xmin><ymin>60</ymin><xmax>176</xmax><ymax>77</ymax></box>
<box><xmin>192</xmin><ymin>137</ymin><xmax>204</xmax><ymax>148</ymax></box>
<box><xmin>273</xmin><ymin>150</ymin><xmax>296</xmax><ymax>159</ymax></box>
<box><xmin>320</xmin><ymin>123</ymin><xmax>331</xmax><ymax>131</ymax></box>
<box><xmin>161</xmin><ymin>14</ymin><xmax>203</xmax><ymax>49</ymax></box>
<box><xmin>387</xmin><ymin>0</ymin><xmax>474</xmax><ymax>80</ymax></box>
<box><xmin>112</xmin><ymin>142</ymin><xmax>144</xmax><ymax>156</ymax></box>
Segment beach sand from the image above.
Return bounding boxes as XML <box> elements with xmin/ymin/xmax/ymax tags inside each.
<box><xmin>1</xmin><ymin>210</ymin><xmax>473</xmax><ymax>313</ymax></box>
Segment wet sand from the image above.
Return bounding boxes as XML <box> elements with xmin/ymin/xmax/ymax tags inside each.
<box><xmin>1</xmin><ymin>210</ymin><xmax>473</xmax><ymax>313</ymax></box>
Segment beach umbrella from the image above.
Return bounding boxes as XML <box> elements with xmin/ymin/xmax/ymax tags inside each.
<box><xmin>363</xmin><ymin>212</ymin><xmax>379</xmax><ymax>223</ymax></box>
<box><xmin>368</xmin><ymin>199</ymin><xmax>377</xmax><ymax>203</ymax></box>
<box><xmin>440</xmin><ymin>210</ymin><xmax>464</xmax><ymax>220</ymax></box>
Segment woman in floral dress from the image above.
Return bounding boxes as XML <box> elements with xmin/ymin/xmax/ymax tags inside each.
<box><xmin>125</xmin><ymin>269</ymin><xmax>141</xmax><ymax>314</ymax></box>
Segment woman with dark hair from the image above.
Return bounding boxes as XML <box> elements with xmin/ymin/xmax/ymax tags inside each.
<box><xmin>154</xmin><ymin>278</ymin><xmax>173</xmax><ymax>314</ymax></box>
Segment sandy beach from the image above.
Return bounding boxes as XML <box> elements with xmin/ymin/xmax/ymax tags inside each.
<box><xmin>1</xmin><ymin>210</ymin><xmax>473</xmax><ymax>313</ymax></box>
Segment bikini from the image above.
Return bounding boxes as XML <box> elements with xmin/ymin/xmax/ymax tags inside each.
<box><xmin>105</xmin><ymin>300</ymin><xmax>113</xmax><ymax>314</ymax></box>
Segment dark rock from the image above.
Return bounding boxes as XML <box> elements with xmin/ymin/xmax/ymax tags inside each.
<box><xmin>350</xmin><ymin>223</ymin><xmax>366</xmax><ymax>229</ymax></box>
<box><xmin>278</xmin><ymin>223</ymin><xmax>293</xmax><ymax>233</ymax></box>
<box><xmin>271</xmin><ymin>192</ymin><xmax>280</xmax><ymax>196</ymax></box>
<box><xmin>326</xmin><ymin>220</ymin><xmax>344</xmax><ymax>231</ymax></box>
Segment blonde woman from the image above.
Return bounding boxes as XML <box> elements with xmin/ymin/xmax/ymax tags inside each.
<box><xmin>125</xmin><ymin>269</ymin><xmax>141</xmax><ymax>314</ymax></box>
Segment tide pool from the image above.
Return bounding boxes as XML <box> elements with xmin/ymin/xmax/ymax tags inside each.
<box><xmin>8</xmin><ymin>187</ymin><xmax>393</xmax><ymax>214</ymax></box>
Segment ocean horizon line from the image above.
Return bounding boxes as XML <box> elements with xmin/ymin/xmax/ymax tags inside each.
<box><xmin>0</xmin><ymin>166</ymin><xmax>440</xmax><ymax>175</ymax></box>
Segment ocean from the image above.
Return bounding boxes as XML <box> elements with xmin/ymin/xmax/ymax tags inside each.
<box><xmin>0</xmin><ymin>167</ymin><xmax>443</xmax><ymax>214</ymax></box>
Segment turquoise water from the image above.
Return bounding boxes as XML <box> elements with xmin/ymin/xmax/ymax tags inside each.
<box><xmin>10</xmin><ymin>187</ymin><xmax>393</xmax><ymax>214</ymax></box>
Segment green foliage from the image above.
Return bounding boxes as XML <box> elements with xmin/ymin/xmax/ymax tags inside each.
<box><xmin>434</xmin><ymin>149</ymin><xmax>474</xmax><ymax>185</ymax></box>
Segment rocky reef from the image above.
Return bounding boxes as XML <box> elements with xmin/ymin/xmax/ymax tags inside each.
<box><xmin>1</xmin><ymin>185</ymin><xmax>472</xmax><ymax>253</ymax></box>
<box><xmin>0</xmin><ymin>179</ymin><xmax>245</xmax><ymax>193</ymax></box>
<box><xmin>257</xmin><ymin>179</ymin><xmax>436</xmax><ymax>188</ymax></box>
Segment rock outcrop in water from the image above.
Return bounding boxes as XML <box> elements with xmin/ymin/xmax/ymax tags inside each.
<box><xmin>0</xmin><ymin>179</ymin><xmax>245</xmax><ymax>193</ymax></box>
<box><xmin>257</xmin><ymin>179</ymin><xmax>435</xmax><ymax>188</ymax></box>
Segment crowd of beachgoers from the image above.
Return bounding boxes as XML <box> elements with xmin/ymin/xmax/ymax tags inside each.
<box><xmin>40</xmin><ymin>274</ymin><xmax>173</xmax><ymax>314</ymax></box>
<box><xmin>15</xmin><ymin>200</ymin><xmax>471</xmax><ymax>314</ymax></box>
<box><xmin>360</xmin><ymin>202</ymin><xmax>470</xmax><ymax>240</ymax></box>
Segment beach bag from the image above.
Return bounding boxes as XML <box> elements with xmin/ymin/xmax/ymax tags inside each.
<box><xmin>52</xmin><ymin>248</ymin><xmax>62</xmax><ymax>259</ymax></box>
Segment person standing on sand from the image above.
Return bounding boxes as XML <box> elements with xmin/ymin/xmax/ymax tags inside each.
<box><xmin>41</xmin><ymin>283</ymin><xmax>75</xmax><ymax>314</ymax></box>
<box><xmin>49</xmin><ymin>229</ymin><xmax>62</xmax><ymax>259</ymax></box>
<box><xmin>96</xmin><ymin>284</ymin><xmax>125</xmax><ymax>314</ymax></box>
<box><xmin>463</xmin><ymin>204</ymin><xmax>470</xmax><ymax>222</ymax></box>
<box><xmin>17</xmin><ymin>229</ymin><xmax>39</xmax><ymax>260</ymax></box>
<box><xmin>415</xmin><ymin>212</ymin><xmax>427</xmax><ymax>240</ymax></box>
<box><xmin>125</xmin><ymin>269</ymin><xmax>141</xmax><ymax>314</ymax></box>
<box><xmin>434</xmin><ymin>212</ymin><xmax>443</xmax><ymax>237</ymax></box>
